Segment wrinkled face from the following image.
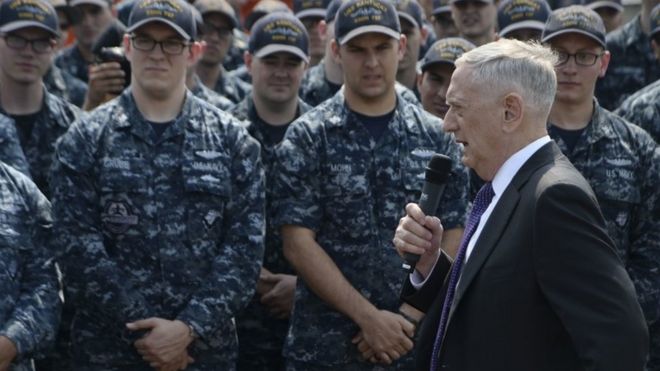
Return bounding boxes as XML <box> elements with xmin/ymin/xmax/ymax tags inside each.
<box><xmin>125</xmin><ymin>22</ymin><xmax>197</xmax><ymax>99</ymax></box>
<box><xmin>200</xmin><ymin>12</ymin><xmax>234</xmax><ymax>65</ymax></box>
<box><xmin>301</xmin><ymin>17</ymin><xmax>326</xmax><ymax>62</ymax></box>
<box><xmin>502</xmin><ymin>27</ymin><xmax>542</xmax><ymax>42</ymax></box>
<box><xmin>451</xmin><ymin>0</ymin><xmax>496</xmax><ymax>40</ymax></box>
<box><xmin>333</xmin><ymin>32</ymin><xmax>405</xmax><ymax>101</ymax></box>
<box><xmin>432</xmin><ymin>12</ymin><xmax>459</xmax><ymax>39</ymax></box>
<box><xmin>418</xmin><ymin>62</ymin><xmax>454</xmax><ymax>118</ymax></box>
<box><xmin>0</xmin><ymin>27</ymin><xmax>56</xmax><ymax>85</ymax></box>
<box><xmin>71</xmin><ymin>4</ymin><xmax>113</xmax><ymax>49</ymax></box>
<box><xmin>399</xmin><ymin>18</ymin><xmax>424</xmax><ymax>72</ymax></box>
<box><xmin>593</xmin><ymin>7</ymin><xmax>623</xmax><ymax>33</ymax></box>
<box><xmin>548</xmin><ymin>33</ymin><xmax>609</xmax><ymax>106</ymax></box>
<box><xmin>248</xmin><ymin>51</ymin><xmax>307</xmax><ymax>104</ymax></box>
<box><xmin>443</xmin><ymin>65</ymin><xmax>506</xmax><ymax>180</ymax></box>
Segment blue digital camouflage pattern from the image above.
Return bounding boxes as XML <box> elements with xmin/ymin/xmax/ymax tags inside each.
<box><xmin>273</xmin><ymin>89</ymin><xmax>469</xmax><ymax>368</ymax></box>
<box><xmin>213</xmin><ymin>67</ymin><xmax>252</xmax><ymax>104</ymax></box>
<box><xmin>50</xmin><ymin>89</ymin><xmax>265</xmax><ymax>369</ymax></box>
<box><xmin>299</xmin><ymin>61</ymin><xmax>422</xmax><ymax>107</ymax></box>
<box><xmin>43</xmin><ymin>65</ymin><xmax>88</xmax><ymax>108</ymax></box>
<box><xmin>615</xmin><ymin>79</ymin><xmax>660</xmax><ymax>143</ymax></box>
<box><xmin>0</xmin><ymin>162</ymin><xmax>60</xmax><ymax>371</ymax></box>
<box><xmin>230</xmin><ymin>95</ymin><xmax>311</xmax><ymax>371</ymax></box>
<box><xmin>549</xmin><ymin>101</ymin><xmax>660</xmax><ymax>371</ymax></box>
<box><xmin>595</xmin><ymin>15</ymin><xmax>660</xmax><ymax>110</ymax></box>
<box><xmin>54</xmin><ymin>45</ymin><xmax>89</xmax><ymax>83</ymax></box>
<box><xmin>0</xmin><ymin>89</ymin><xmax>82</xmax><ymax>196</ymax></box>
<box><xmin>190</xmin><ymin>75</ymin><xmax>235</xmax><ymax>111</ymax></box>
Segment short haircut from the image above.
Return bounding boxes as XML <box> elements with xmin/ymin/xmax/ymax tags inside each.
<box><xmin>455</xmin><ymin>39</ymin><xmax>558</xmax><ymax>117</ymax></box>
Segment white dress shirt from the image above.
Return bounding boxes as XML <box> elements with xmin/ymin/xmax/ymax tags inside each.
<box><xmin>412</xmin><ymin>135</ymin><xmax>552</xmax><ymax>287</ymax></box>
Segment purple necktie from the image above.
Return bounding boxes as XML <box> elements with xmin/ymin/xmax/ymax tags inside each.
<box><xmin>430</xmin><ymin>182</ymin><xmax>495</xmax><ymax>371</ymax></box>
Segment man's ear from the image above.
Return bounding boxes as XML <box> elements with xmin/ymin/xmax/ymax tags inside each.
<box><xmin>187</xmin><ymin>41</ymin><xmax>204</xmax><ymax>66</ymax></box>
<box><xmin>502</xmin><ymin>93</ymin><xmax>524</xmax><ymax>133</ymax></box>
<box><xmin>330</xmin><ymin>38</ymin><xmax>342</xmax><ymax>65</ymax></box>
<box><xmin>123</xmin><ymin>34</ymin><xmax>132</xmax><ymax>62</ymax></box>
<box><xmin>244</xmin><ymin>51</ymin><xmax>254</xmax><ymax>75</ymax></box>
<box><xmin>398</xmin><ymin>34</ymin><xmax>408</xmax><ymax>61</ymax></box>
<box><xmin>598</xmin><ymin>50</ymin><xmax>611</xmax><ymax>78</ymax></box>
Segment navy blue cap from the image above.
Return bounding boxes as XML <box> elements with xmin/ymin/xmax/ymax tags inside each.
<box><xmin>294</xmin><ymin>0</ymin><xmax>331</xmax><ymax>20</ymax></box>
<box><xmin>584</xmin><ymin>0</ymin><xmax>622</xmax><ymax>12</ymax></box>
<box><xmin>68</xmin><ymin>0</ymin><xmax>110</xmax><ymax>8</ymax></box>
<box><xmin>498</xmin><ymin>0</ymin><xmax>551</xmax><ymax>38</ymax></box>
<box><xmin>325</xmin><ymin>0</ymin><xmax>347</xmax><ymax>22</ymax></box>
<box><xmin>651</xmin><ymin>4</ymin><xmax>660</xmax><ymax>37</ymax></box>
<box><xmin>431</xmin><ymin>0</ymin><xmax>450</xmax><ymax>15</ymax></box>
<box><xmin>127</xmin><ymin>0</ymin><xmax>196</xmax><ymax>40</ymax></box>
<box><xmin>420</xmin><ymin>37</ymin><xmax>474</xmax><ymax>71</ymax></box>
<box><xmin>393</xmin><ymin>0</ymin><xmax>424</xmax><ymax>29</ymax></box>
<box><xmin>194</xmin><ymin>0</ymin><xmax>238</xmax><ymax>29</ymax></box>
<box><xmin>542</xmin><ymin>5</ymin><xmax>605</xmax><ymax>47</ymax></box>
<box><xmin>244</xmin><ymin>0</ymin><xmax>291</xmax><ymax>31</ymax></box>
<box><xmin>0</xmin><ymin>0</ymin><xmax>59</xmax><ymax>36</ymax></box>
<box><xmin>334</xmin><ymin>0</ymin><xmax>401</xmax><ymax>45</ymax></box>
<box><xmin>249</xmin><ymin>12</ymin><xmax>309</xmax><ymax>62</ymax></box>
<box><xmin>450</xmin><ymin>0</ymin><xmax>493</xmax><ymax>5</ymax></box>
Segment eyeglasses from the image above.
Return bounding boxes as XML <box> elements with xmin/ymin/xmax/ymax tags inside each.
<box><xmin>555</xmin><ymin>51</ymin><xmax>603</xmax><ymax>66</ymax></box>
<box><xmin>200</xmin><ymin>24</ymin><xmax>233</xmax><ymax>38</ymax></box>
<box><xmin>1</xmin><ymin>33</ymin><xmax>56</xmax><ymax>53</ymax></box>
<box><xmin>130</xmin><ymin>35</ymin><xmax>190</xmax><ymax>55</ymax></box>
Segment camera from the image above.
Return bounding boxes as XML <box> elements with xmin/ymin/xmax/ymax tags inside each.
<box><xmin>92</xmin><ymin>20</ymin><xmax>132</xmax><ymax>91</ymax></box>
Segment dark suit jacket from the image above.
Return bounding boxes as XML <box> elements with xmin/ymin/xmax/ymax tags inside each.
<box><xmin>402</xmin><ymin>142</ymin><xmax>649</xmax><ymax>371</ymax></box>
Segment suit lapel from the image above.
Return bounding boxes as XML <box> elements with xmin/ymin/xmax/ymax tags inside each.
<box><xmin>446</xmin><ymin>142</ymin><xmax>561</xmax><ymax>322</ymax></box>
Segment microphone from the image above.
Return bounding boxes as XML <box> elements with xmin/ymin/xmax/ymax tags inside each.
<box><xmin>402</xmin><ymin>153</ymin><xmax>452</xmax><ymax>272</ymax></box>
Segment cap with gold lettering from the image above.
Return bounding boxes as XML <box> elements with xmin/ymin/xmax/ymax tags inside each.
<box><xmin>334</xmin><ymin>0</ymin><xmax>400</xmax><ymax>45</ymax></box>
<box><xmin>127</xmin><ymin>0</ymin><xmax>195</xmax><ymax>40</ymax></box>
<box><xmin>0</xmin><ymin>0</ymin><xmax>59</xmax><ymax>36</ymax></box>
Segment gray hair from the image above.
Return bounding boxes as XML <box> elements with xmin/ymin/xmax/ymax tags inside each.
<box><xmin>455</xmin><ymin>39</ymin><xmax>558</xmax><ymax>116</ymax></box>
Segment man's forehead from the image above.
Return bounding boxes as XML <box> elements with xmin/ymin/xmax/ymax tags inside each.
<box><xmin>343</xmin><ymin>32</ymin><xmax>397</xmax><ymax>46</ymax></box>
<box><xmin>134</xmin><ymin>22</ymin><xmax>183</xmax><ymax>39</ymax></box>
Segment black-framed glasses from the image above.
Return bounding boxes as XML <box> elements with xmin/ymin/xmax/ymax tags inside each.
<box><xmin>555</xmin><ymin>51</ymin><xmax>604</xmax><ymax>66</ymax></box>
<box><xmin>130</xmin><ymin>34</ymin><xmax>190</xmax><ymax>55</ymax></box>
<box><xmin>1</xmin><ymin>33</ymin><xmax>56</xmax><ymax>53</ymax></box>
<box><xmin>200</xmin><ymin>24</ymin><xmax>233</xmax><ymax>38</ymax></box>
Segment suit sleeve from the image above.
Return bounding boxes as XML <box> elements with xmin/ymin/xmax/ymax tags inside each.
<box><xmin>400</xmin><ymin>251</ymin><xmax>453</xmax><ymax>313</ymax></box>
<box><xmin>533</xmin><ymin>181</ymin><xmax>649</xmax><ymax>371</ymax></box>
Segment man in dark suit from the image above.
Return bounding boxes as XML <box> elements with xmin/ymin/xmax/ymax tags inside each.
<box><xmin>391</xmin><ymin>39</ymin><xmax>649</xmax><ymax>371</ymax></box>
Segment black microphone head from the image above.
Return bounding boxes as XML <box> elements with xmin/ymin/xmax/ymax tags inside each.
<box><xmin>425</xmin><ymin>154</ymin><xmax>452</xmax><ymax>184</ymax></box>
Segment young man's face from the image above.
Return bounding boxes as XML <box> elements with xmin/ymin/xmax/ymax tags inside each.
<box><xmin>332</xmin><ymin>32</ymin><xmax>405</xmax><ymax>101</ymax></box>
<box><xmin>548</xmin><ymin>33</ymin><xmax>610</xmax><ymax>106</ymax></box>
<box><xmin>399</xmin><ymin>18</ymin><xmax>426</xmax><ymax>73</ymax></box>
<box><xmin>451</xmin><ymin>0</ymin><xmax>496</xmax><ymax>41</ymax></box>
<box><xmin>0</xmin><ymin>27</ymin><xmax>56</xmax><ymax>85</ymax></box>
<box><xmin>199</xmin><ymin>12</ymin><xmax>234</xmax><ymax>65</ymax></box>
<box><xmin>247</xmin><ymin>51</ymin><xmax>307</xmax><ymax>104</ymax></box>
<box><xmin>593</xmin><ymin>6</ymin><xmax>623</xmax><ymax>33</ymax></box>
<box><xmin>71</xmin><ymin>3</ymin><xmax>114</xmax><ymax>50</ymax></box>
<box><xmin>432</xmin><ymin>12</ymin><xmax>459</xmax><ymax>39</ymax></box>
<box><xmin>125</xmin><ymin>22</ymin><xmax>198</xmax><ymax>99</ymax></box>
<box><xmin>418</xmin><ymin>62</ymin><xmax>454</xmax><ymax>118</ymax></box>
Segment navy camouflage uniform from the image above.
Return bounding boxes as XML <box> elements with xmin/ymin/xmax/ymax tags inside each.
<box><xmin>213</xmin><ymin>67</ymin><xmax>252</xmax><ymax>104</ymax></box>
<box><xmin>299</xmin><ymin>61</ymin><xmax>421</xmax><ymax>107</ymax></box>
<box><xmin>273</xmin><ymin>89</ymin><xmax>469</xmax><ymax>369</ymax></box>
<box><xmin>0</xmin><ymin>162</ymin><xmax>60</xmax><ymax>371</ymax></box>
<box><xmin>44</xmin><ymin>66</ymin><xmax>88</xmax><ymax>108</ymax></box>
<box><xmin>0</xmin><ymin>89</ymin><xmax>81</xmax><ymax>195</ymax></box>
<box><xmin>595</xmin><ymin>15</ymin><xmax>660</xmax><ymax>110</ymax></box>
<box><xmin>615</xmin><ymin>79</ymin><xmax>660</xmax><ymax>143</ymax></box>
<box><xmin>50</xmin><ymin>89</ymin><xmax>266</xmax><ymax>370</ymax></box>
<box><xmin>54</xmin><ymin>45</ymin><xmax>89</xmax><ymax>83</ymax></box>
<box><xmin>230</xmin><ymin>95</ymin><xmax>311</xmax><ymax>371</ymax></box>
<box><xmin>190</xmin><ymin>75</ymin><xmax>235</xmax><ymax>111</ymax></box>
<box><xmin>548</xmin><ymin>101</ymin><xmax>660</xmax><ymax>371</ymax></box>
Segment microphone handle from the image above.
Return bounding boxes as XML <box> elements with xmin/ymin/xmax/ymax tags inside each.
<box><xmin>402</xmin><ymin>182</ymin><xmax>446</xmax><ymax>272</ymax></box>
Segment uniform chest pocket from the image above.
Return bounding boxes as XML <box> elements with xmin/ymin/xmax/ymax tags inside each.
<box><xmin>590</xmin><ymin>167</ymin><xmax>641</xmax><ymax>230</ymax></box>
<box><xmin>183</xmin><ymin>166</ymin><xmax>232</xmax><ymax>244</ymax></box>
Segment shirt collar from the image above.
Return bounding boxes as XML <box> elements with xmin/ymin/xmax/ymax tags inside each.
<box><xmin>491</xmin><ymin>136</ymin><xmax>552</xmax><ymax>197</ymax></box>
